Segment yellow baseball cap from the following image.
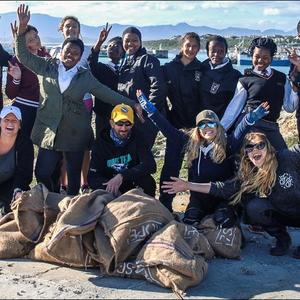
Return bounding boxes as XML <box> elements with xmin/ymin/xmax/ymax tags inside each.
<box><xmin>111</xmin><ymin>103</ymin><xmax>134</xmax><ymax>124</ymax></box>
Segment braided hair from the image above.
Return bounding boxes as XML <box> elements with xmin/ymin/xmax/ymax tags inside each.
<box><xmin>248</xmin><ymin>37</ymin><xmax>277</xmax><ymax>57</ymax></box>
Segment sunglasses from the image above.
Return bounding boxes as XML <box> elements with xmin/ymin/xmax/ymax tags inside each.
<box><xmin>244</xmin><ymin>141</ymin><xmax>266</xmax><ymax>154</ymax></box>
<box><xmin>197</xmin><ymin>121</ymin><xmax>217</xmax><ymax>130</ymax></box>
<box><xmin>114</xmin><ymin>121</ymin><xmax>133</xmax><ymax>127</ymax></box>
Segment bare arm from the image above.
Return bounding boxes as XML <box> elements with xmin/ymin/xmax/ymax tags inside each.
<box><xmin>161</xmin><ymin>177</ymin><xmax>212</xmax><ymax>194</ymax></box>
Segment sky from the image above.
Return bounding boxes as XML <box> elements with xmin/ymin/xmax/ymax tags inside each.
<box><xmin>0</xmin><ymin>1</ymin><xmax>299</xmax><ymax>31</ymax></box>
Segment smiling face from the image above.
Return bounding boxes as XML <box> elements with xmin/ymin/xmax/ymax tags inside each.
<box><xmin>62</xmin><ymin>18</ymin><xmax>80</xmax><ymax>39</ymax></box>
<box><xmin>110</xmin><ymin>119</ymin><xmax>133</xmax><ymax>139</ymax></box>
<box><xmin>123</xmin><ymin>33</ymin><xmax>141</xmax><ymax>56</ymax></box>
<box><xmin>244</xmin><ymin>136</ymin><xmax>267</xmax><ymax>168</ymax></box>
<box><xmin>181</xmin><ymin>37</ymin><xmax>200</xmax><ymax>62</ymax></box>
<box><xmin>208</xmin><ymin>40</ymin><xmax>226</xmax><ymax>66</ymax></box>
<box><xmin>107</xmin><ymin>41</ymin><xmax>124</xmax><ymax>63</ymax></box>
<box><xmin>0</xmin><ymin>113</ymin><xmax>21</xmax><ymax>137</ymax></box>
<box><xmin>25</xmin><ymin>29</ymin><xmax>41</xmax><ymax>54</ymax></box>
<box><xmin>198</xmin><ymin>121</ymin><xmax>218</xmax><ymax>141</ymax></box>
<box><xmin>61</xmin><ymin>42</ymin><xmax>82</xmax><ymax>69</ymax></box>
<box><xmin>252</xmin><ymin>47</ymin><xmax>272</xmax><ymax>71</ymax></box>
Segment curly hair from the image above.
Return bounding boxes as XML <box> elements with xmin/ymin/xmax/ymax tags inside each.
<box><xmin>205</xmin><ymin>35</ymin><xmax>228</xmax><ymax>54</ymax></box>
<box><xmin>230</xmin><ymin>132</ymin><xmax>278</xmax><ymax>205</ymax></box>
<box><xmin>58</xmin><ymin>16</ymin><xmax>80</xmax><ymax>33</ymax></box>
<box><xmin>248</xmin><ymin>37</ymin><xmax>277</xmax><ymax>57</ymax></box>
<box><xmin>185</xmin><ymin>124</ymin><xmax>227</xmax><ymax>167</ymax></box>
<box><xmin>179</xmin><ymin>32</ymin><xmax>201</xmax><ymax>52</ymax></box>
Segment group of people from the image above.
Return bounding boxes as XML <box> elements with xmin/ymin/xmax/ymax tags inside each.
<box><xmin>1</xmin><ymin>4</ymin><xmax>300</xmax><ymax>259</ymax></box>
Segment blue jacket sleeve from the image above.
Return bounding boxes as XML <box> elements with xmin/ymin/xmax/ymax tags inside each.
<box><xmin>149</xmin><ymin>110</ymin><xmax>188</xmax><ymax>148</ymax></box>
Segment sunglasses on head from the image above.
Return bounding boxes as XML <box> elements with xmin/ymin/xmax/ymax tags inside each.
<box><xmin>197</xmin><ymin>121</ymin><xmax>217</xmax><ymax>130</ymax></box>
<box><xmin>114</xmin><ymin>121</ymin><xmax>133</xmax><ymax>127</ymax></box>
<box><xmin>244</xmin><ymin>141</ymin><xmax>266</xmax><ymax>153</ymax></box>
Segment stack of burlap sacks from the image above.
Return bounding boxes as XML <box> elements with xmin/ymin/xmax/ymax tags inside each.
<box><xmin>0</xmin><ymin>184</ymin><xmax>242</xmax><ymax>297</ymax></box>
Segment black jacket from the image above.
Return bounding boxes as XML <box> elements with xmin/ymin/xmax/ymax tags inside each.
<box><xmin>162</xmin><ymin>54</ymin><xmax>203</xmax><ymax>129</ymax></box>
<box><xmin>210</xmin><ymin>144</ymin><xmax>300</xmax><ymax>217</ymax></box>
<box><xmin>88</xmin><ymin>48</ymin><xmax>118</xmax><ymax>118</ymax></box>
<box><xmin>118</xmin><ymin>47</ymin><xmax>167</xmax><ymax>112</ymax></box>
<box><xmin>200</xmin><ymin>58</ymin><xmax>241</xmax><ymax>119</ymax></box>
<box><xmin>12</xmin><ymin>132</ymin><xmax>34</xmax><ymax>191</ymax></box>
<box><xmin>0</xmin><ymin>44</ymin><xmax>12</xmax><ymax>109</ymax></box>
<box><xmin>87</xmin><ymin>127</ymin><xmax>156</xmax><ymax>190</ymax></box>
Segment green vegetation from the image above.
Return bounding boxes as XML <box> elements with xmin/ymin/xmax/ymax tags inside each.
<box><xmin>143</xmin><ymin>35</ymin><xmax>300</xmax><ymax>52</ymax></box>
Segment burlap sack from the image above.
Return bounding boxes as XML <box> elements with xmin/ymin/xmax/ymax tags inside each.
<box><xmin>10</xmin><ymin>183</ymin><xmax>63</xmax><ymax>243</ymax></box>
<box><xmin>99</xmin><ymin>188</ymin><xmax>174</xmax><ymax>272</ymax></box>
<box><xmin>135</xmin><ymin>221</ymin><xmax>208</xmax><ymax>296</ymax></box>
<box><xmin>172</xmin><ymin>221</ymin><xmax>215</xmax><ymax>260</ymax></box>
<box><xmin>198</xmin><ymin>216</ymin><xmax>242</xmax><ymax>259</ymax></box>
<box><xmin>0</xmin><ymin>231</ymin><xmax>34</xmax><ymax>258</ymax></box>
<box><xmin>31</xmin><ymin>190</ymin><xmax>114</xmax><ymax>267</ymax></box>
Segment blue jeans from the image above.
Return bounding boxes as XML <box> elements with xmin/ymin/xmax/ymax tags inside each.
<box><xmin>35</xmin><ymin>148</ymin><xmax>84</xmax><ymax>195</ymax></box>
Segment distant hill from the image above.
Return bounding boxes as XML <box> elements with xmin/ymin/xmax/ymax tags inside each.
<box><xmin>0</xmin><ymin>12</ymin><xmax>296</xmax><ymax>46</ymax></box>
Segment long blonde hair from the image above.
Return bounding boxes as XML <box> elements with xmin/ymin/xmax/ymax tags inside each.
<box><xmin>185</xmin><ymin>124</ymin><xmax>227</xmax><ymax>167</ymax></box>
<box><xmin>230</xmin><ymin>132</ymin><xmax>278</xmax><ymax>205</ymax></box>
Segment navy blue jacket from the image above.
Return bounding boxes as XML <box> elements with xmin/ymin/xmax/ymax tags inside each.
<box><xmin>149</xmin><ymin>110</ymin><xmax>251</xmax><ymax>202</ymax></box>
<box><xmin>162</xmin><ymin>54</ymin><xmax>203</xmax><ymax>129</ymax></box>
<box><xmin>200</xmin><ymin>59</ymin><xmax>241</xmax><ymax>119</ymax></box>
<box><xmin>210</xmin><ymin>144</ymin><xmax>300</xmax><ymax>217</ymax></box>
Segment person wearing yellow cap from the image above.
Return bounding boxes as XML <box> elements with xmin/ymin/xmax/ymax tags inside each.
<box><xmin>87</xmin><ymin>103</ymin><xmax>156</xmax><ymax>197</ymax></box>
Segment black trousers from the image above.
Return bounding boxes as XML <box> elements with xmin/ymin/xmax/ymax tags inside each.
<box><xmin>92</xmin><ymin>174</ymin><xmax>156</xmax><ymax>198</ymax></box>
<box><xmin>35</xmin><ymin>148</ymin><xmax>84</xmax><ymax>196</ymax></box>
<box><xmin>244</xmin><ymin>197</ymin><xmax>300</xmax><ymax>231</ymax></box>
<box><xmin>159</xmin><ymin>138</ymin><xmax>185</xmax><ymax>211</ymax></box>
<box><xmin>0</xmin><ymin>178</ymin><xmax>14</xmax><ymax>214</ymax></box>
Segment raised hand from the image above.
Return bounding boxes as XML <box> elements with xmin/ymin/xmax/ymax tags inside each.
<box><xmin>10</xmin><ymin>20</ymin><xmax>18</xmax><ymax>39</ymax></box>
<box><xmin>17</xmin><ymin>4</ymin><xmax>30</xmax><ymax>35</ymax></box>
<box><xmin>136</xmin><ymin>89</ymin><xmax>157</xmax><ymax>115</ymax></box>
<box><xmin>161</xmin><ymin>177</ymin><xmax>189</xmax><ymax>194</ymax></box>
<box><xmin>246</xmin><ymin>101</ymin><xmax>270</xmax><ymax>124</ymax></box>
<box><xmin>93</xmin><ymin>22</ymin><xmax>112</xmax><ymax>51</ymax></box>
<box><xmin>287</xmin><ymin>48</ymin><xmax>300</xmax><ymax>70</ymax></box>
<box><xmin>7</xmin><ymin>61</ymin><xmax>22</xmax><ymax>80</ymax></box>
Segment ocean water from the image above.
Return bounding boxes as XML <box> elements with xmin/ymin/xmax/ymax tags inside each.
<box><xmin>100</xmin><ymin>51</ymin><xmax>291</xmax><ymax>75</ymax></box>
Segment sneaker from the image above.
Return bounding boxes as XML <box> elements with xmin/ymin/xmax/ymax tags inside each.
<box><xmin>270</xmin><ymin>235</ymin><xmax>291</xmax><ymax>256</ymax></box>
<box><xmin>80</xmin><ymin>185</ymin><xmax>90</xmax><ymax>194</ymax></box>
<box><xmin>60</xmin><ymin>185</ymin><xmax>68</xmax><ymax>195</ymax></box>
<box><xmin>248</xmin><ymin>225</ymin><xmax>265</xmax><ymax>234</ymax></box>
<box><xmin>292</xmin><ymin>246</ymin><xmax>300</xmax><ymax>259</ymax></box>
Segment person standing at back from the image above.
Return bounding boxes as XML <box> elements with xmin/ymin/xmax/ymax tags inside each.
<box><xmin>88</xmin><ymin>23</ymin><xmax>125</xmax><ymax>137</ymax></box>
<box><xmin>0</xmin><ymin>43</ymin><xmax>12</xmax><ymax>110</ymax></box>
<box><xmin>6</xmin><ymin>24</ymin><xmax>50</xmax><ymax>138</ymax></box>
<box><xmin>118</xmin><ymin>26</ymin><xmax>167</xmax><ymax>149</ymax></box>
<box><xmin>200</xmin><ymin>35</ymin><xmax>241</xmax><ymax>120</ymax></box>
<box><xmin>50</xmin><ymin>15</ymin><xmax>93</xmax><ymax>194</ymax></box>
<box><xmin>159</xmin><ymin>32</ymin><xmax>202</xmax><ymax>212</ymax></box>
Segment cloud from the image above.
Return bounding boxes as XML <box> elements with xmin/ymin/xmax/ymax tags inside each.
<box><xmin>263</xmin><ymin>7</ymin><xmax>280</xmax><ymax>16</ymax></box>
<box><xmin>201</xmin><ymin>1</ymin><xmax>236</xmax><ymax>9</ymax></box>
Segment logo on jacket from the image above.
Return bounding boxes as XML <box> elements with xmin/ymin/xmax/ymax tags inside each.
<box><xmin>195</xmin><ymin>71</ymin><xmax>201</xmax><ymax>82</ymax></box>
<box><xmin>107</xmin><ymin>154</ymin><xmax>132</xmax><ymax>172</ymax></box>
<box><xmin>210</xmin><ymin>82</ymin><xmax>220</xmax><ymax>94</ymax></box>
<box><xmin>278</xmin><ymin>173</ymin><xmax>293</xmax><ymax>189</ymax></box>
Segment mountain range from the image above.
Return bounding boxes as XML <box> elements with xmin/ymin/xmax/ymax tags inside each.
<box><xmin>0</xmin><ymin>12</ymin><xmax>296</xmax><ymax>45</ymax></box>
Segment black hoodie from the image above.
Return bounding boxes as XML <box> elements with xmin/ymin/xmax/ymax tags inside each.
<box><xmin>87</xmin><ymin>127</ymin><xmax>156</xmax><ymax>190</ymax></box>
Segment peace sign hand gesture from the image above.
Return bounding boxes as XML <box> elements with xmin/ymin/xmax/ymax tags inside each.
<box><xmin>17</xmin><ymin>4</ymin><xmax>30</xmax><ymax>35</ymax></box>
<box><xmin>93</xmin><ymin>23</ymin><xmax>112</xmax><ymax>51</ymax></box>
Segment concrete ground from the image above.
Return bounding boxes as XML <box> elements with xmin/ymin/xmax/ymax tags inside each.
<box><xmin>0</xmin><ymin>226</ymin><xmax>300</xmax><ymax>299</ymax></box>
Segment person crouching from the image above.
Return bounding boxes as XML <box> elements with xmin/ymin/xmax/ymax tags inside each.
<box><xmin>87</xmin><ymin>103</ymin><xmax>156</xmax><ymax>197</ymax></box>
